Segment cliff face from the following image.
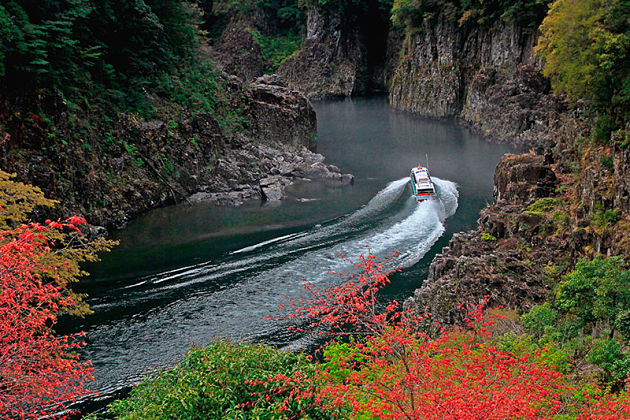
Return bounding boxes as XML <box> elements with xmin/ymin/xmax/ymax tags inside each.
<box><xmin>278</xmin><ymin>6</ymin><xmax>365</xmax><ymax>99</ymax></box>
<box><xmin>0</xmin><ymin>73</ymin><xmax>353</xmax><ymax>229</ymax></box>
<box><xmin>388</xmin><ymin>18</ymin><xmax>565</xmax><ymax>145</ymax></box>
<box><xmin>277</xmin><ymin>1</ymin><xmax>391</xmax><ymax>99</ymax></box>
<box><xmin>404</xmin><ymin>154</ymin><xmax>560</xmax><ymax>330</ymax></box>
<box><xmin>212</xmin><ymin>21</ymin><xmax>265</xmax><ymax>82</ymax></box>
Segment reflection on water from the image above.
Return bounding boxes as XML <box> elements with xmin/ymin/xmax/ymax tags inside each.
<box><xmin>66</xmin><ymin>96</ymin><xmax>515</xmax><ymax>407</ymax></box>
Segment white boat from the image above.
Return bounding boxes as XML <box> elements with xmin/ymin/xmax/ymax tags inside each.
<box><xmin>410</xmin><ymin>166</ymin><xmax>437</xmax><ymax>202</ymax></box>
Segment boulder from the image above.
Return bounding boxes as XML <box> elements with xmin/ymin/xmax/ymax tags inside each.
<box><xmin>259</xmin><ymin>175</ymin><xmax>288</xmax><ymax>202</ymax></box>
<box><xmin>493</xmin><ymin>153</ymin><xmax>556</xmax><ymax>204</ymax></box>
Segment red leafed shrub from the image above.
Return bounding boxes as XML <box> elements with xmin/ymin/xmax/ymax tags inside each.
<box><xmin>265</xmin><ymin>251</ymin><xmax>630</xmax><ymax>419</ymax></box>
<box><xmin>0</xmin><ymin>218</ymin><xmax>93</xmax><ymax>419</ymax></box>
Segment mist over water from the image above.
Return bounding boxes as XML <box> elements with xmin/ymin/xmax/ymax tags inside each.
<box><xmin>67</xmin><ymin>97</ymin><xmax>515</xmax><ymax>405</ymax></box>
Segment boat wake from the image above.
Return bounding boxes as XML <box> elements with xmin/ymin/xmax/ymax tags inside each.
<box><xmin>79</xmin><ymin>177</ymin><xmax>459</xmax><ymax>399</ymax></box>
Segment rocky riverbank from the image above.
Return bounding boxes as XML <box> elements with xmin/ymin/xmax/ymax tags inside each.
<box><xmin>404</xmin><ymin>120</ymin><xmax>630</xmax><ymax>331</ymax></box>
<box><xmin>0</xmin><ymin>69</ymin><xmax>352</xmax><ymax>230</ymax></box>
<box><xmin>404</xmin><ymin>153</ymin><xmax>562</xmax><ymax>329</ymax></box>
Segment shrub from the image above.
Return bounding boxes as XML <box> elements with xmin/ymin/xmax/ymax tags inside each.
<box><xmin>590</xmin><ymin>208</ymin><xmax>620</xmax><ymax>231</ymax></box>
<box><xmin>101</xmin><ymin>340</ymin><xmax>335</xmax><ymax>419</ymax></box>
<box><xmin>556</xmin><ymin>256</ymin><xmax>630</xmax><ymax>334</ymax></box>
<box><xmin>591</xmin><ymin>115</ymin><xmax>618</xmax><ymax>144</ymax></box>
<box><xmin>552</xmin><ymin>210</ymin><xmax>570</xmax><ymax>232</ymax></box>
<box><xmin>481</xmin><ymin>232</ymin><xmax>497</xmax><ymax>241</ymax></box>
<box><xmin>248</xmin><ymin>28</ymin><xmax>302</xmax><ymax>72</ymax></box>
<box><xmin>525</xmin><ymin>197</ymin><xmax>561</xmax><ymax>215</ymax></box>
<box><xmin>587</xmin><ymin>338</ymin><xmax>630</xmax><ymax>382</ymax></box>
<box><xmin>522</xmin><ymin>302</ymin><xmax>559</xmax><ymax>337</ymax></box>
<box><xmin>391</xmin><ymin>0</ymin><xmax>551</xmax><ymax>31</ymax></box>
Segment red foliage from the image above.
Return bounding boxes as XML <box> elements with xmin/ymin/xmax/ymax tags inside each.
<box><xmin>265</xmin><ymin>250</ymin><xmax>630</xmax><ymax>419</ymax></box>
<box><xmin>0</xmin><ymin>219</ymin><xmax>93</xmax><ymax>419</ymax></box>
<box><xmin>272</xmin><ymin>252</ymin><xmax>403</xmax><ymax>337</ymax></box>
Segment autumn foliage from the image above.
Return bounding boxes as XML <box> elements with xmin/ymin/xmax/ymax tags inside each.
<box><xmin>0</xmin><ymin>217</ymin><xmax>94</xmax><ymax>418</ymax></box>
<box><xmin>0</xmin><ymin>170</ymin><xmax>114</xmax><ymax>418</ymax></box>
<box><xmin>264</xmin><ymin>251</ymin><xmax>630</xmax><ymax>419</ymax></box>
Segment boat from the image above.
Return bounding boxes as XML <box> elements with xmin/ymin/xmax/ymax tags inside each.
<box><xmin>409</xmin><ymin>166</ymin><xmax>437</xmax><ymax>202</ymax></box>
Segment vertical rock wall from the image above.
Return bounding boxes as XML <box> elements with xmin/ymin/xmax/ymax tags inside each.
<box><xmin>388</xmin><ymin>18</ymin><xmax>565</xmax><ymax>145</ymax></box>
<box><xmin>278</xmin><ymin>6</ymin><xmax>365</xmax><ymax>99</ymax></box>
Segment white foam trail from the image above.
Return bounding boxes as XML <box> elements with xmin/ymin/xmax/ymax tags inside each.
<box><xmin>256</xmin><ymin>176</ymin><xmax>459</xmax><ymax>284</ymax></box>
<box><xmin>275</xmin><ymin>178</ymin><xmax>409</xmax><ymax>250</ymax></box>
<box><xmin>105</xmin><ymin>177</ymin><xmax>458</xmax><ymax>302</ymax></box>
<box><xmin>347</xmin><ymin>178</ymin><xmax>409</xmax><ymax>221</ymax></box>
<box><xmin>434</xmin><ymin>177</ymin><xmax>459</xmax><ymax>219</ymax></box>
<box><xmin>331</xmin><ymin>178</ymin><xmax>457</xmax><ymax>271</ymax></box>
<box><xmin>230</xmin><ymin>232</ymin><xmax>305</xmax><ymax>255</ymax></box>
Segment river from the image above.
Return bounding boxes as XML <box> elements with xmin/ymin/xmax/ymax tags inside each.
<box><xmin>66</xmin><ymin>96</ymin><xmax>515</xmax><ymax>409</ymax></box>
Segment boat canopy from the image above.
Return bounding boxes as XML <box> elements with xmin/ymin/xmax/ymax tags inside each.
<box><xmin>410</xmin><ymin>166</ymin><xmax>436</xmax><ymax>199</ymax></box>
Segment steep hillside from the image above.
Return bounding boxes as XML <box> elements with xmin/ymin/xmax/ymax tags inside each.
<box><xmin>0</xmin><ymin>2</ymin><xmax>352</xmax><ymax>229</ymax></box>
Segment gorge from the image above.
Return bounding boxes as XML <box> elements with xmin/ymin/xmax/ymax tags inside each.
<box><xmin>1</xmin><ymin>0</ymin><xmax>629</xmax><ymax>418</ymax></box>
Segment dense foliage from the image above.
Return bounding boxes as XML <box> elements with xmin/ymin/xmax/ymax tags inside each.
<box><xmin>108</xmin><ymin>253</ymin><xmax>630</xmax><ymax>418</ymax></box>
<box><xmin>0</xmin><ymin>0</ymin><xmax>202</xmax><ymax>110</ymax></box>
<box><xmin>391</xmin><ymin>0</ymin><xmax>552</xmax><ymax>30</ymax></box>
<box><xmin>522</xmin><ymin>256</ymin><xmax>630</xmax><ymax>385</ymax></box>
<box><xmin>0</xmin><ymin>170</ymin><xmax>114</xmax><ymax>418</ymax></box>
<box><xmin>536</xmin><ymin>0</ymin><xmax>630</xmax><ymax>135</ymax></box>
<box><xmin>100</xmin><ymin>340</ymin><xmax>338</xmax><ymax>419</ymax></box>
<box><xmin>536</xmin><ymin>0</ymin><xmax>629</xmax><ymax>107</ymax></box>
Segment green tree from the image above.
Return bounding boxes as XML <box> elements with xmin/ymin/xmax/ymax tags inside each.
<box><xmin>536</xmin><ymin>0</ymin><xmax>630</xmax><ymax>118</ymax></box>
<box><xmin>555</xmin><ymin>256</ymin><xmax>630</xmax><ymax>337</ymax></box>
<box><xmin>0</xmin><ymin>0</ymin><xmax>203</xmax><ymax>109</ymax></box>
<box><xmin>100</xmin><ymin>341</ymin><xmax>336</xmax><ymax>419</ymax></box>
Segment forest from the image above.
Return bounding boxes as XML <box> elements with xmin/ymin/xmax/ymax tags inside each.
<box><xmin>1</xmin><ymin>0</ymin><xmax>630</xmax><ymax>418</ymax></box>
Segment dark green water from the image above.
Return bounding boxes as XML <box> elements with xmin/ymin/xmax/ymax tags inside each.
<box><xmin>69</xmin><ymin>97</ymin><xmax>515</xmax><ymax>406</ymax></box>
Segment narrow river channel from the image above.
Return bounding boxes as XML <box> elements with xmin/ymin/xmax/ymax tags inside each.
<box><xmin>65</xmin><ymin>96</ymin><xmax>516</xmax><ymax>408</ymax></box>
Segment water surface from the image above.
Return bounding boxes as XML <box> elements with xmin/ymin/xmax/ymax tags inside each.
<box><xmin>68</xmin><ymin>97</ymin><xmax>515</xmax><ymax>406</ymax></box>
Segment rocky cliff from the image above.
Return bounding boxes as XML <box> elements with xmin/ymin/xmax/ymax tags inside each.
<box><xmin>404</xmin><ymin>118</ymin><xmax>630</xmax><ymax>330</ymax></box>
<box><xmin>388</xmin><ymin>18</ymin><xmax>565</xmax><ymax>146</ymax></box>
<box><xmin>0</xmin><ymin>73</ymin><xmax>352</xmax><ymax>229</ymax></box>
<box><xmin>278</xmin><ymin>2</ymin><xmax>390</xmax><ymax>99</ymax></box>
<box><xmin>277</xmin><ymin>5</ymin><xmax>365</xmax><ymax>99</ymax></box>
<box><xmin>404</xmin><ymin>153</ymin><xmax>561</xmax><ymax>330</ymax></box>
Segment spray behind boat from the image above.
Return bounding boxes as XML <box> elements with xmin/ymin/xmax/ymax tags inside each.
<box><xmin>409</xmin><ymin>154</ymin><xmax>438</xmax><ymax>202</ymax></box>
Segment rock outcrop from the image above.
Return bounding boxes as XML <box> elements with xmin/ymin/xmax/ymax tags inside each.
<box><xmin>188</xmin><ymin>133</ymin><xmax>353</xmax><ymax>206</ymax></box>
<box><xmin>278</xmin><ymin>6</ymin><xmax>365</xmax><ymax>99</ymax></box>
<box><xmin>404</xmin><ymin>154</ymin><xmax>561</xmax><ymax>331</ymax></box>
<box><xmin>0</xmin><ymin>72</ymin><xmax>352</xmax><ymax>229</ymax></box>
<box><xmin>212</xmin><ymin>21</ymin><xmax>264</xmax><ymax>82</ymax></box>
<box><xmin>277</xmin><ymin>0</ymin><xmax>391</xmax><ymax>99</ymax></box>
<box><xmin>388</xmin><ymin>17</ymin><xmax>563</xmax><ymax>146</ymax></box>
<box><xmin>243</xmin><ymin>74</ymin><xmax>318</xmax><ymax>150</ymax></box>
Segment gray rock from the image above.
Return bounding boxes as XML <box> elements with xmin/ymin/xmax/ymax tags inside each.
<box><xmin>260</xmin><ymin>175</ymin><xmax>287</xmax><ymax>201</ymax></box>
<box><xmin>255</xmin><ymin>74</ymin><xmax>287</xmax><ymax>87</ymax></box>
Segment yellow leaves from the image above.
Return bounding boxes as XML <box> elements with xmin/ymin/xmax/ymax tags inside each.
<box><xmin>0</xmin><ymin>169</ymin><xmax>117</xmax><ymax>317</ymax></box>
<box><xmin>0</xmin><ymin>170</ymin><xmax>57</xmax><ymax>230</ymax></box>
<box><xmin>536</xmin><ymin>0</ymin><xmax>626</xmax><ymax>106</ymax></box>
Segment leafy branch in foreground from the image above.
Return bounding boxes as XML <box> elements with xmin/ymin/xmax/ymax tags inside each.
<box><xmin>266</xmin><ymin>251</ymin><xmax>630</xmax><ymax>419</ymax></box>
<box><xmin>0</xmin><ymin>217</ymin><xmax>94</xmax><ymax>419</ymax></box>
<box><xmin>0</xmin><ymin>170</ymin><xmax>115</xmax><ymax>418</ymax></box>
